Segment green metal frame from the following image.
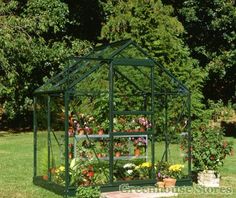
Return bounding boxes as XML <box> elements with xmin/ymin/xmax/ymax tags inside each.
<box><xmin>33</xmin><ymin>40</ymin><xmax>192</xmax><ymax>197</ymax></box>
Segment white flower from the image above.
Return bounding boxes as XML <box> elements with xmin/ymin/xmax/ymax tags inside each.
<box><xmin>127</xmin><ymin>170</ymin><xmax>133</xmax><ymax>175</ymax></box>
<box><xmin>123</xmin><ymin>163</ymin><xmax>135</xmax><ymax>169</ymax></box>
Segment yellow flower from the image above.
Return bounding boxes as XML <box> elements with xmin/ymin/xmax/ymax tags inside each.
<box><xmin>169</xmin><ymin>164</ymin><xmax>184</xmax><ymax>172</ymax></box>
<box><xmin>59</xmin><ymin>166</ymin><xmax>65</xmax><ymax>172</ymax></box>
<box><xmin>141</xmin><ymin>162</ymin><xmax>152</xmax><ymax>168</ymax></box>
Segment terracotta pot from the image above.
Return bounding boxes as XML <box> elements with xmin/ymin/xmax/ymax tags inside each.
<box><xmin>78</xmin><ymin>128</ymin><xmax>85</xmax><ymax>135</ymax></box>
<box><xmin>115</xmin><ymin>151</ymin><xmax>121</xmax><ymax>157</ymax></box>
<box><xmin>97</xmin><ymin>153</ymin><xmax>102</xmax><ymax>158</ymax></box>
<box><xmin>156</xmin><ymin>181</ymin><xmax>165</xmax><ymax>188</ymax></box>
<box><xmin>42</xmin><ymin>175</ymin><xmax>48</xmax><ymax>180</ymax></box>
<box><xmin>68</xmin><ymin>152</ymin><xmax>73</xmax><ymax>159</ymax></box>
<box><xmin>124</xmin><ymin>177</ymin><xmax>132</xmax><ymax>181</ymax></box>
<box><xmin>163</xmin><ymin>178</ymin><xmax>176</xmax><ymax>187</ymax></box>
<box><xmin>134</xmin><ymin>148</ymin><xmax>141</xmax><ymax>156</ymax></box>
<box><xmin>139</xmin><ymin>126</ymin><xmax>145</xmax><ymax>132</ymax></box>
<box><xmin>68</xmin><ymin>127</ymin><xmax>74</xmax><ymax>136</ymax></box>
<box><xmin>98</xmin><ymin>129</ymin><xmax>104</xmax><ymax>135</ymax></box>
<box><xmin>85</xmin><ymin>128</ymin><xmax>93</xmax><ymax>135</ymax></box>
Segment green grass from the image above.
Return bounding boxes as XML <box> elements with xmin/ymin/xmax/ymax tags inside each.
<box><xmin>0</xmin><ymin>133</ymin><xmax>61</xmax><ymax>198</ymax></box>
<box><xmin>0</xmin><ymin>133</ymin><xmax>235</xmax><ymax>197</ymax></box>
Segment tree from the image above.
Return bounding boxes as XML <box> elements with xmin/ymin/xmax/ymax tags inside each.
<box><xmin>0</xmin><ymin>0</ymin><xmax>90</xmax><ymax>128</ymax></box>
<box><xmin>162</xmin><ymin>0</ymin><xmax>236</xmax><ymax>103</ymax></box>
<box><xmin>100</xmin><ymin>0</ymin><xmax>206</xmax><ymax>119</ymax></box>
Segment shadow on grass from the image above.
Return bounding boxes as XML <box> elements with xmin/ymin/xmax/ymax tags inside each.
<box><xmin>221</xmin><ymin>121</ymin><xmax>236</xmax><ymax>138</ymax></box>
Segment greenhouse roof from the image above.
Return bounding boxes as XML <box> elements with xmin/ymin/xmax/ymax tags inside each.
<box><xmin>34</xmin><ymin>39</ymin><xmax>189</xmax><ymax>95</ymax></box>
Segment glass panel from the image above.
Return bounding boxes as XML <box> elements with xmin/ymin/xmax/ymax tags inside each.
<box><xmin>35</xmin><ymin>95</ymin><xmax>48</xmax><ymax>180</ymax></box>
<box><xmin>49</xmin><ymin>94</ymin><xmax>65</xmax><ymax>186</ymax></box>
<box><xmin>154</xmin><ymin>65</ymin><xmax>186</xmax><ymax>94</ymax></box>
<box><xmin>113</xmin><ymin>135</ymin><xmax>153</xmax><ymax>182</ymax></box>
<box><xmin>72</xmin><ymin>63</ymin><xmax>109</xmax><ymax>94</ymax></box>
<box><xmin>155</xmin><ymin>94</ymin><xmax>190</xmax><ymax>181</ymax></box>
<box><xmin>35</xmin><ymin>58</ymin><xmax>79</xmax><ymax>93</ymax></box>
<box><xmin>113</xmin><ymin>65</ymin><xmax>152</xmax><ymax>112</ymax></box>
<box><xmin>67</xmin><ymin>95</ymin><xmax>110</xmax><ymax>187</ymax></box>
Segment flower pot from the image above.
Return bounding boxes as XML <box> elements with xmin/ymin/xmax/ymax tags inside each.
<box><xmin>156</xmin><ymin>181</ymin><xmax>165</xmax><ymax>188</ymax></box>
<box><xmin>97</xmin><ymin>153</ymin><xmax>102</xmax><ymax>158</ymax></box>
<box><xmin>85</xmin><ymin>128</ymin><xmax>93</xmax><ymax>135</ymax></box>
<box><xmin>163</xmin><ymin>178</ymin><xmax>176</xmax><ymax>187</ymax></box>
<box><xmin>124</xmin><ymin>177</ymin><xmax>132</xmax><ymax>181</ymax></box>
<box><xmin>68</xmin><ymin>127</ymin><xmax>74</xmax><ymax>136</ymax></box>
<box><xmin>78</xmin><ymin>128</ymin><xmax>85</xmax><ymax>135</ymax></box>
<box><xmin>198</xmin><ymin>170</ymin><xmax>220</xmax><ymax>187</ymax></box>
<box><xmin>134</xmin><ymin>148</ymin><xmax>141</xmax><ymax>156</ymax></box>
<box><xmin>139</xmin><ymin>126</ymin><xmax>145</xmax><ymax>132</ymax></box>
<box><xmin>42</xmin><ymin>175</ymin><xmax>48</xmax><ymax>180</ymax></box>
<box><xmin>68</xmin><ymin>152</ymin><xmax>73</xmax><ymax>159</ymax></box>
<box><xmin>98</xmin><ymin>129</ymin><xmax>104</xmax><ymax>135</ymax></box>
<box><xmin>115</xmin><ymin>151</ymin><xmax>121</xmax><ymax>157</ymax></box>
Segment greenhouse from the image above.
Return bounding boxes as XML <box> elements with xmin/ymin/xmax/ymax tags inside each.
<box><xmin>33</xmin><ymin>39</ymin><xmax>192</xmax><ymax>196</ymax></box>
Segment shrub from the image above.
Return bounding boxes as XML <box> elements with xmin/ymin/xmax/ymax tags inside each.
<box><xmin>190</xmin><ymin>126</ymin><xmax>233</xmax><ymax>172</ymax></box>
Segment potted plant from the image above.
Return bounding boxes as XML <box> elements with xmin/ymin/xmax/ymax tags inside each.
<box><xmin>78</xmin><ymin>128</ymin><xmax>85</xmax><ymax>135</ymax></box>
<box><xmin>114</xmin><ymin>146</ymin><xmax>123</xmax><ymax>157</ymax></box>
<box><xmin>54</xmin><ymin>165</ymin><xmax>66</xmax><ymax>184</ymax></box>
<box><xmin>163</xmin><ymin>164</ymin><xmax>184</xmax><ymax>187</ymax></box>
<box><xmin>97</xmin><ymin>127</ymin><xmax>104</xmax><ymax>135</ymax></box>
<box><xmin>135</xmin><ymin>162</ymin><xmax>152</xmax><ymax>180</ymax></box>
<box><xmin>137</xmin><ymin>117</ymin><xmax>151</xmax><ymax>132</ymax></box>
<box><xmin>132</xmin><ymin>137</ymin><xmax>147</xmax><ymax>156</ymax></box>
<box><xmin>156</xmin><ymin>161</ymin><xmax>170</xmax><ymax>188</ymax></box>
<box><xmin>123</xmin><ymin>163</ymin><xmax>137</xmax><ymax>180</ymax></box>
<box><xmin>70</xmin><ymin>158</ymin><xmax>96</xmax><ymax>186</ymax></box>
<box><xmin>189</xmin><ymin>126</ymin><xmax>233</xmax><ymax>187</ymax></box>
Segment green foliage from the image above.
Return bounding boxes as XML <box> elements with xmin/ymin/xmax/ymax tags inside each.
<box><xmin>100</xmin><ymin>0</ymin><xmax>206</xmax><ymax>119</ymax></box>
<box><xmin>0</xmin><ymin>0</ymin><xmax>90</xmax><ymax>124</ymax></box>
<box><xmin>1</xmin><ymin>0</ymin><xmax>234</xmax><ymax>132</ymax></box>
<box><xmin>191</xmin><ymin>126</ymin><xmax>233</xmax><ymax>172</ymax></box>
<box><xmin>163</xmin><ymin>0</ymin><xmax>236</xmax><ymax>103</ymax></box>
<box><xmin>76</xmin><ymin>186</ymin><xmax>101</xmax><ymax>198</ymax></box>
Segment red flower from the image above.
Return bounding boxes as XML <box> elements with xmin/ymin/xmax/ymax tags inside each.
<box><xmin>87</xmin><ymin>171</ymin><xmax>94</xmax><ymax>177</ymax></box>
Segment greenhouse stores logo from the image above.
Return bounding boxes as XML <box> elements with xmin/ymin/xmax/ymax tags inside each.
<box><xmin>119</xmin><ymin>184</ymin><xmax>233</xmax><ymax>195</ymax></box>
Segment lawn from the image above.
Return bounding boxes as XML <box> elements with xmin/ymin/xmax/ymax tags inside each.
<box><xmin>0</xmin><ymin>133</ymin><xmax>235</xmax><ymax>197</ymax></box>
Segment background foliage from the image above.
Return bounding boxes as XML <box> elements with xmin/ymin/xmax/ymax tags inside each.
<box><xmin>0</xmin><ymin>0</ymin><xmax>235</xmax><ymax>131</ymax></box>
